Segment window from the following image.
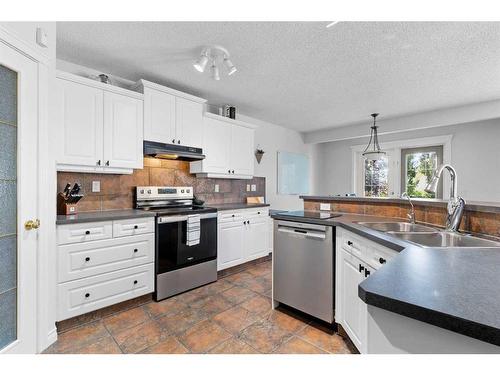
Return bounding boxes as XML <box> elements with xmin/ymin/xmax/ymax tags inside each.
<box><xmin>401</xmin><ymin>146</ymin><xmax>443</xmax><ymax>198</ymax></box>
<box><xmin>364</xmin><ymin>157</ymin><xmax>389</xmax><ymax>197</ymax></box>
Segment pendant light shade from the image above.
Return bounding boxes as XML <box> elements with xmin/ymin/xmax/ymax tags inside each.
<box><xmin>362</xmin><ymin>113</ymin><xmax>386</xmax><ymax>160</ymax></box>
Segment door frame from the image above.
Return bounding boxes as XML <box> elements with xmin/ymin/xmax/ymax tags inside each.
<box><xmin>0</xmin><ymin>25</ymin><xmax>56</xmax><ymax>354</ymax></box>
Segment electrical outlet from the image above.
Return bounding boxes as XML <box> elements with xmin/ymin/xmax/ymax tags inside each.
<box><xmin>251</xmin><ymin>184</ymin><xmax>256</xmax><ymax>192</ymax></box>
<box><xmin>320</xmin><ymin>203</ymin><xmax>331</xmax><ymax>211</ymax></box>
<box><xmin>246</xmin><ymin>184</ymin><xmax>250</xmax><ymax>192</ymax></box>
<box><xmin>92</xmin><ymin>181</ymin><xmax>100</xmax><ymax>193</ymax></box>
<box><xmin>214</xmin><ymin>184</ymin><xmax>219</xmax><ymax>193</ymax></box>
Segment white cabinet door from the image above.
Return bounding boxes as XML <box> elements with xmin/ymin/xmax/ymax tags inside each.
<box><xmin>218</xmin><ymin>222</ymin><xmax>245</xmax><ymax>271</ymax></box>
<box><xmin>201</xmin><ymin>116</ymin><xmax>231</xmax><ymax>173</ymax></box>
<box><xmin>143</xmin><ymin>87</ymin><xmax>176</xmax><ymax>144</ymax></box>
<box><xmin>340</xmin><ymin>249</ymin><xmax>366</xmax><ymax>352</ymax></box>
<box><xmin>175</xmin><ymin>97</ymin><xmax>203</xmax><ymax>148</ymax></box>
<box><xmin>245</xmin><ymin>218</ymin><xmax>270</xmax><ymax>261</ymax></box>
<box><xmin>103</xmin><ymin>91</ymin><xmax>143</xmax><ymax>169</ymax></box>
<box><xmin>230</xmin><ymin>124</ymin><xmax>254</xmax><ymax>176</ymax></box>
<box><xmin>55</xmin><ymin>79</ymin><xmax>103</xmax><ymax>167</ymax></box>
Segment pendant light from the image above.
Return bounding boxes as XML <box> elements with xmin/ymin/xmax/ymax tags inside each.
<box><xmin>362</xmin><ymin>113</ymin><xmax>386</xmax><ymax>160</ymax></box>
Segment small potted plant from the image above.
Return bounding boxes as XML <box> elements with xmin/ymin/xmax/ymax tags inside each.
<box><xmin>255</xmin><ymin>148</ymin><xmax>265</xmax><ymax>164</ymax></box>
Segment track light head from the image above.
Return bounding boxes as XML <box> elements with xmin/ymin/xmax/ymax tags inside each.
<box><xmin>193</xmin><ymin>50</ymin><xmax>209</xmax><ymax>73</ymax></box>
<box><xmin>223</xmin><ymin>56</ymin><xmax>237</xmax><ymax>76</ymax></box>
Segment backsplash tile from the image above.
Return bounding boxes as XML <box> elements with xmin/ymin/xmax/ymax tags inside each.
<box><xmin>57</xmin><ymin>158</ymin><xmax>265</xmax><ymax>212</ymax></box>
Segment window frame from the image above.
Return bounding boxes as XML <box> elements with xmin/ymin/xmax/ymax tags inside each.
<box><xmin>351</xmin><ymin>135</ymin><xmax>453</xmax><ymax>199</ymax></box>
<box><xmin>401</xmin><ymin>145</ymin><xmax>444</xmax><ymax>199</ymax></box>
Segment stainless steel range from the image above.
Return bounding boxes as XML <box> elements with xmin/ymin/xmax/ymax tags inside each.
<box><xmin>135</xmin><ymin>186</ymin><xmax>217</xmax><ymax>301</ymax></box>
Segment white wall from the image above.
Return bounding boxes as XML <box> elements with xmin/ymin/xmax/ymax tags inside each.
<box><xmin>57</xmin><ymin>59</ymin><xmax>316</xmax><ymax>211</ymax></box>
<box><xmin>238</xmin><ymin>114</ymin><xmax>317</xmax><ymax>210</ymax></box>
<box><xmin>314</xmin><ymin>119</ymin><xmax>500</xmax><ymax>202</ymax></box>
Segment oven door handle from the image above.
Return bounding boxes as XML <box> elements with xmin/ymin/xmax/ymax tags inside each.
<box><xmin>157</xmin><ymin>212</ymin><xmax>217</xmax><ymax>224</ymax></box>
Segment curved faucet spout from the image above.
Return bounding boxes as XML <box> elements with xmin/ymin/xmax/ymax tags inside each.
<box><xmin>424</xmin><ymin>164</ymin><xmax>465</xmax><ymax>232</ymax></box>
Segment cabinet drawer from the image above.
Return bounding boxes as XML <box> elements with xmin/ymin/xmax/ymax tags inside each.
<box><xmin>365</xmin><ymin>245</ymin><xmax>398</xmax><ymax>270</ymax></box>
<box><xmin>113</xmin><ymin>217</ymin><xmax>154</xmax><ymax>237</ymax></box>
<box><xmin>57</xmin><ymin>221</ymin><xmax>113</xmax><ymax>245</ymax></box>
<box><xmin>218</xmin><ymin>211</ymin><xmax>245</xmax><ymax>223</ymax></box>
<box><xmin>58</xmin><ymin>233</ymin><xmax>154</xmax><ymax>282</ymax></box>
<box><xmin>247</xmin><ymin>208</ymin><xmax>269</xmax><ymax>218</ymax></box>
<box><xmin>341</xmin><ymin>230</ymin><xmax>365</xmax><ymax>259</ymax></box>
<box><xmin>57</xmin><ymin>263</ymin><xmax>154</xmax><ymax>321</ymax></box>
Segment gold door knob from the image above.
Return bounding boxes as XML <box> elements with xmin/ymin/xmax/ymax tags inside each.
<box><xmin>24</xmin><ymin>219</ymin><xmax>40</xmax><ymax>230</ymax></box>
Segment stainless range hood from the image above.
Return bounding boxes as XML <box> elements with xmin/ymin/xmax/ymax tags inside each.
<box><xmin>144</xmin><ymin>141</ymin><xmax>205</xmax><ymax>161</ymax></box>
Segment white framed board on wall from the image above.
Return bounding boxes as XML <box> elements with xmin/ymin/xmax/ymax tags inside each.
<box><xmin>277</xmin><ymin>151</ymin><xmax>310</xmax><ymax>195</ymax></box>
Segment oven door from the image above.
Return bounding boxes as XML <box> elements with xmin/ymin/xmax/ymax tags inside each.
<box><xmin>156</xmin><ymin>213</ymin><xmax>217</xmax><ymax>273</ymax></box>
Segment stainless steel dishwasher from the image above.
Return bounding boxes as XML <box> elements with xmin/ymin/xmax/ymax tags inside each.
<box><xmin>273</xmin><ymin>219</ymin><xmax>334</xmax><ymax>323</ymax></box>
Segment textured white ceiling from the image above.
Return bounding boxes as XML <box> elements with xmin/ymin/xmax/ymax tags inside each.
<box><xmin>56</xmin><ymin>22</ymin><xmax>500</xmax><ymax>132</ymax></box>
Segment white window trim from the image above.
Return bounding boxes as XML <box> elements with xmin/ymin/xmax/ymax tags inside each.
<box><xmin>351</xmin><ymin>135</ymin><xmax>453</xmax><ymax>198</ymax></box>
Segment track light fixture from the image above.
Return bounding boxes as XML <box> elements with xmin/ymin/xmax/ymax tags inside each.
<box><xmin>193</xmin><ymin>45</ymin><xmax>237</xmax><ymax>80</ymax></box>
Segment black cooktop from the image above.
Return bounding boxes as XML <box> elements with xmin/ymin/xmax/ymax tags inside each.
<box><xmin>277</xmin><ymin>210</ymin><xmax>341</xmax><ymax>220</ymax></box>
<box><xmin>139</xmin><ymin>205</ymin><xmax>217</xmax><ymax>216</ymax></box>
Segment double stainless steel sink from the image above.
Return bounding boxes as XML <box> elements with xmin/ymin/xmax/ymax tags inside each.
<box><xmin>356</xmin><ymin>221</ymin><xmax>500</xmax><ymax>248</ymax></box>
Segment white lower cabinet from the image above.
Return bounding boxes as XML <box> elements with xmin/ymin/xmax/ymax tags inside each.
<box><xmin>217</xmin><ymin>208</ymin><xmax>271</xmax><ymax>271</ymax></box>
<box><xmin>336</xmin><ymin>227</ymin><xmax>398</xmax><ymax>353</ymax></box>
<box><xmin>56</xmin><ymin>217</ymin><xmax>155</xmax><ymax>320</ymax></box>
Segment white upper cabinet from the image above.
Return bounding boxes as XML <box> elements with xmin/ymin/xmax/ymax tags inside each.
<box><xmin>55</xmin><ymin>71</ymin><xmax>144</xmax><ymax>174</ymax></box>
<box><xmin>230</xmin><ymin>124</ymin><xmax>254</xmax><ymax>176</ymax></box>
<box><xmin>175</xmin><ymin>97</ymin><xmax>203</xmax><ymax>148</ymax></box>
<box><xmin>190</xmin><ymin>113</ymin><xmax>257</xmax><ymax>179</ymax></box>
<box><xmin>55</xmin><ymin>78</ymin><xmax>104</xmax><ymax>168</ymax></box>
<box><xmin>199</xmin><ymin>116</ymin><xmax>231</xmax><ymax>174</ymax></box>
<box><xmin>134</xmin><ymin>80</ymin><xmax>206</xmax><ymax>149</ymax></box>
<box><xmin>103</xmin><ymin>91</ymin><xmax>143</xmax><ymax>169</ymax></box>
<box><xmin>143</xmin><ymin>86</ymin><xmax>176</xmax><ymax>144</ymax></box>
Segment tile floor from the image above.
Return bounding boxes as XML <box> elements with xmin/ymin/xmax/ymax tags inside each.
<box><xmin>44</xmin><ymin>260</ymin><xmax>353</xmax><ymax>354</ymax></box>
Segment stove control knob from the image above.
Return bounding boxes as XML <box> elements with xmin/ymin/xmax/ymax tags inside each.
<box><xmin>147</xmin><ymin>189</ymin><xmax>152</xmax><ymax>194</ymax></box>
<box><xmin>181</xmin><ymin>189</ymin><xmax>185</xmax><ymax>193</ymax></box>
<box><xmin>140</xmin><ymin>189</ymin><xmax>144</xmax><ymax>194</ymax></box>
<box><xmin>186</xmin><ymin>189</ymin><xmax>190</xmax><ymax>193</ymax></box>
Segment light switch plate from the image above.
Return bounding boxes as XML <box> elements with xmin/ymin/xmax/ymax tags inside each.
<box><xmin>251</xmin><ymin>184</ymin><xmax>256</xmax><ymax>192</ymax></box>
<box><xmin>214</xmin><ymin>184</ymin><xmax>219</xmax><ymax>193</ymax></box>
<box><xmin>246</xmin><ymin>184</ymin><xmax>250</xmax><ymax>192</ymax></box>
<box><xmin>92</xmin><ymin>180</ymin><xmax>100</xmax><ymax>193</ymax></box>
<box><xmin>320</xmin><ymin>203</ymin><xmax>331</xmax><ymax>211</ymax></box>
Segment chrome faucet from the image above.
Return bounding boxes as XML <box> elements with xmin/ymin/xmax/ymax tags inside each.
<box><xmin>424</xmin><ymin>164</ymin><xmax>466</xmax><ymax>232</ymax></box>
<box><xmin>401</xmin><ymin>192</ymin><xmax>416</xmax><ymax>224</ymax></box>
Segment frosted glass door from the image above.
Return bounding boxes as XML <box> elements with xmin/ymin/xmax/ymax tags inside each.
<box><xmin>0</xmin><ymin>63</ymin><xmax>17</xmax><ymax>350</ymax></box>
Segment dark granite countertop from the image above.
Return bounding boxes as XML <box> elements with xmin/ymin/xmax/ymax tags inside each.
<box><xmin>300</xmin><ymin>195</ymin><xmax>500</xmax><ymax>213</ymax></box>
<box><xmin>270</xmin><ymin>210</ymin><xmax>500</xmax><ymax>346</ymax></box>
<box><xmin>56</xmin><ymin>209</ymin><xmax>156</xmax><ymax>225</ymax></box>
<box><xmin>208</xmin><ymin>203</ymin><xmax>270</xmax><ymax>211</ymax></box>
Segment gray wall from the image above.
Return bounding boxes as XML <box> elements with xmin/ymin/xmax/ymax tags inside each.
<box><xmin>314</xmin><ymin>119</ymin><xmax>500</xmax><ymax>202</ymax></box>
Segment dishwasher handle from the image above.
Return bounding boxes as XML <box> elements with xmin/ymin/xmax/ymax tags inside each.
<box><xmin>277</xmin><ymin>226</ymin><xmax>327</xmax><ymax>240</ymax></box>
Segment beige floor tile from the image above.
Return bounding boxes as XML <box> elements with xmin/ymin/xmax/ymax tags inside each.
<box><xmin>103</xmin><ymin>307</ymin><xmax>150</xmax><ymax>336</ymax></box>
<box><xmin>239</xmin><ymin>320</ymin><xmax>292</xmax><ymax>353</ymax></box>
<box><xmin>274</xmin><ymin>336</ymin><xmax>327</xmax><ymax>354</ymax></box>
<box><xmin>156</xmin><ymin>306</ymin><xmax>207</xmax><ymax>335</ymax></box>
<box><xmin>143</xmin><ymin>297</ymin><xmax>188</xmax><ymax>319</ymax></box>
<box><xmin>71</xmin><ymin>336</ymin><xmax>122</xmax><ymax>354</ymax></box>
<box><xmin>140</xmin><ymin>337</ymin><xmax>189</xmax><ymax>354</ymax></box>
<box><xmin>220</xmin><ymin>285</ymin><xmax>257</xmax><ymax>305</ymax></box>
<box><xmin>263</xmin><ymin>309</ymin><xmax>309</xmax><ymax>334</ymax></box>
<box><xmin>48</xmin><ymin>321</ymin><xmax>110</xmax><ymax>353</ymax></box>
<box><xmin>297</xmin><ymin>324</ymin><xmax>352</xmax><ymax>354</ymax></box>
<box><xmin>179</xmin><ymin>320</ymin><xmax>232</xmax><ymax>353</ymax></box>
<box><xmin>239</xmin><ymin>295</ymin><xmax>273</xmax><ymax>316</ymax></box>
<box><xmin>189</xmin><ymin>294</ymin><xmax>234</xmax><ymax>317</ymax></box>
<box><xmin>114</xmin><ymin>320</ymin><xmax>166</xmax><ymax>353</ymax></box>
<box><xmin>209</xmin><ymin>338</ymin><xmax>259</xmax><ymax>354</ymax></box>
<box><xmin>212</xmin><ymin>306</ymin><xmax>261</xmax><ymax>335</ymax></box>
